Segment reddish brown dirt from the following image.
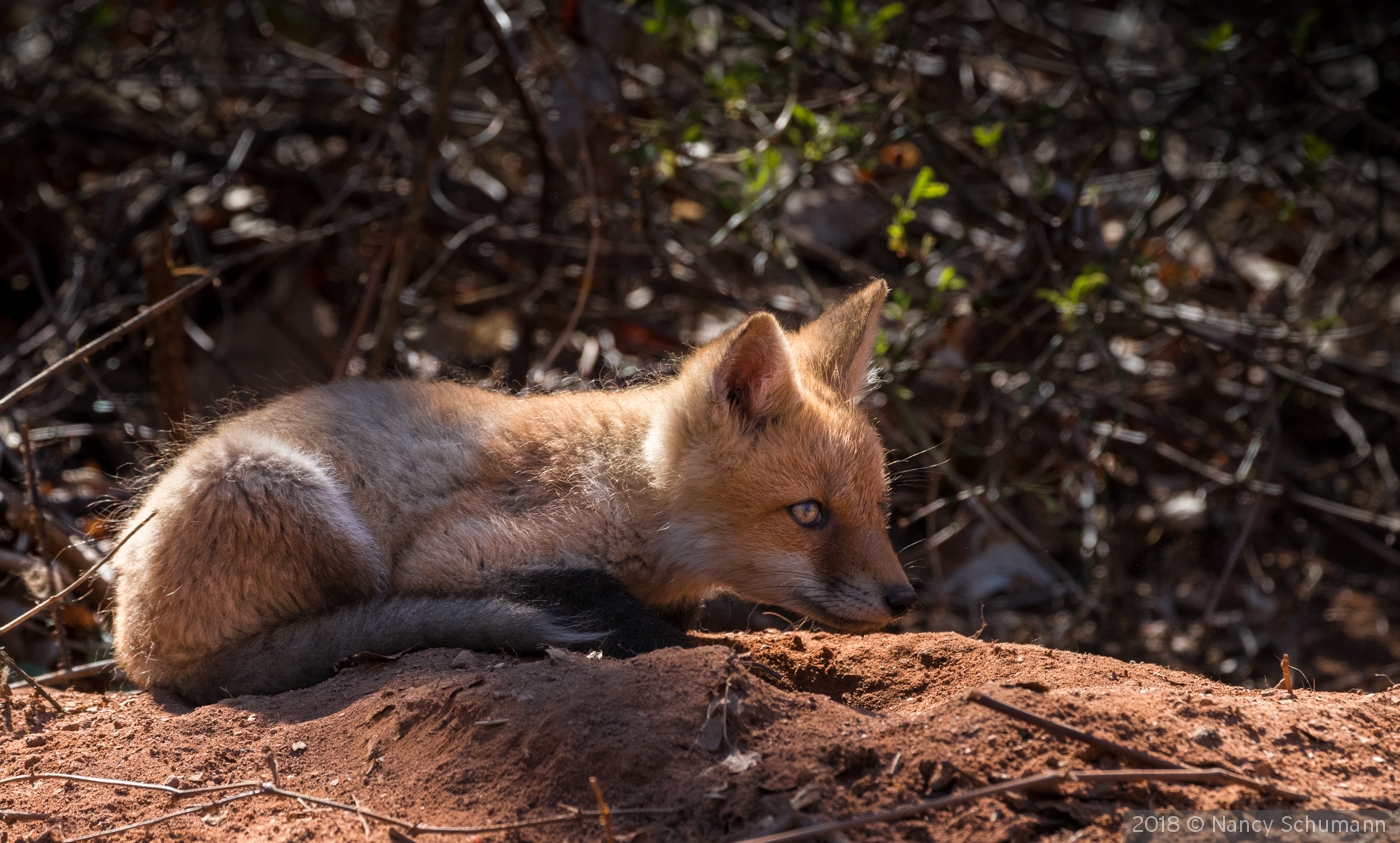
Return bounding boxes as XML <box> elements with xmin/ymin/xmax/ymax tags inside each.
<box><xmin>3</xmin><ymin>632</ymin><xmax>1399</xmax><ymax>842</ymax></box>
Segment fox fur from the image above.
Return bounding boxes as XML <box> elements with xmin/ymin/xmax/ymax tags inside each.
<box><xmin>110</xmin><ymin>279</ymin><xmax>915</xmax><ymax>703</ymax></box>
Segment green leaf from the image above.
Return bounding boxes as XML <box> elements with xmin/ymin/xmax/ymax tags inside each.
<box><xmin>918</xmin><ymin>181</ymin><xmax>948</xmax><ymax>200</ymax></box>
<box><xmin>972</xmin><ymin>122</ymin><xmax>1004</xmax><ymax>149</ymax></box>
<box><xmin>935</xmin><ymin>266</ymin><xmax>966</xmax><ymax>291</ymax></box>
<box><xmin>907</xmin><ymin>166</ymin><xmax>947</xmax><ymax>202</ymax></box>
<box><xmin>1068</xmin><ymin>271</ymin><xmax>1108</xmax><ymax>303</ymax></box>
<box><xmin>872</xmin><ymin>3</ymin><xmax>905</xmax><ymax>27</ymax></box>
<box><xmin>1196</xmin><ymin>20</ymin><xmax>1236</xmax><ymax>52</ymax></box>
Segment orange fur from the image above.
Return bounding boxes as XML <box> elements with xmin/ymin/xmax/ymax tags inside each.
<box><xmin>110</xmin><ymin>280</ymin><xmax>912</xmax><ymax>700</ymax></box>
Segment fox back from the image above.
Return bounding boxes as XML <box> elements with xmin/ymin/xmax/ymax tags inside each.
<box><xmin>110</xmin><ymin>279</ymin><xmax>913</xmax><ymax>702</ymax></box>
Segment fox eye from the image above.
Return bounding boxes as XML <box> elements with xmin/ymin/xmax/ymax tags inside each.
<box><xmin>788</xmin><ymin>500</ymin><xmax>827</xmax><ymax>528</ymax></box>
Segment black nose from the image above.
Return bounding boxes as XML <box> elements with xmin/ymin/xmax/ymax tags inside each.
<box><xmin>884</xmin><ymin>583</ymin><xmax>917</xmax><ymax>615</ymax></box>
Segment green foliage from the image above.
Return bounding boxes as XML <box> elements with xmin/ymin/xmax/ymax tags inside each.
<box><xmin>1037</xmin><ymin>270</ymin><xmax>1108</xmax><ymax>323</ymax></box>
<box><xmin>886</xmin><ymin>166</ymin><xmax>948</xmax><ymax>258</ymax></box>
<box><xmin>1302</xmin><ymin>132</ymin><xmax>1333</xmax><ymax>166</ymax></box>
<box><xmin>643</xmin><ymin>0</ymin><xmax>694</xmax><ymax>36</ymax></box>
<box><xmin>786</xmin><ymin>104</ymin><xmax>857</xmax><ymax>163</ymax></box>
<box><xmin>739</xmin><ymin>146</ymin><xmax>784</xmax><ymax>199</ymax></box>
<box><xmin>1312</xmin><ymin>313</ymin><xmax>1341</xmax><ymax>332</ymax></box>
<box><xmin>706</xmin><ymin>60</ymin><xmax>765</xmax><ymax>118</ymax></box>
<box><xmin>933</xmin><ymin>266</ymin><xmax>966</xmax><ymax>291</ymax></box>
<box><xmin>1195</xmin><ymin>21</ymin><xmax>1237</xmax><ymax>53</ymax></box>
<box><xmin>815</xmin><ymin>1</ymin><xmax>905</xmax><ymax>50</ymax></box>
<box><xmin>972</xmin><ymin>122</ymin><xmax>1004</xmax><ymax>149</ymax></box>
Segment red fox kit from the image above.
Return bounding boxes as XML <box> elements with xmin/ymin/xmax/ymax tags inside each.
<box><xmin>111</xmin><ymin>279</ymin><xmax>914</xmax><ymax>703</ymax></box>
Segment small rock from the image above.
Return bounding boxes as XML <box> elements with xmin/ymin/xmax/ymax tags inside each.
<box><xmin>24</xmin><ymin>734</ymin><xmax>46</xmax><ymax>747</ymax></box>
<box><xmin>450</xmin><ymin>650</ymin><xmax>480</xmax><ymax>669</ymax></box>
<box><xmin>291</xmin><ymin>741</ymin><xmax>308</xmax><ymax>753</ymax></box>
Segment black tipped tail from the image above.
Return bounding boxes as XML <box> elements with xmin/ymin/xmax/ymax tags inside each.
<box><xmin>169</xmin><ymin>596</ymin><xmax>596</xmax><ymax>704</ymax></box>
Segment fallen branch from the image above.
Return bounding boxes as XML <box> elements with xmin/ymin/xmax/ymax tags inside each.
<box><xmin>0</xmin><ymin>772</ymin><xmax>677</xmax><ymax>842</ymax></box>
<box><xmin>5</xmin><ymin>658</ymin><xmax>116</xmax><ymax>691</ymax></box>
<box><xmin>964</xmin><ymin>690</ymin><xmax>1307</xmax><ymax>800</ymax></box>
<box><xmin>737</xmin><ymin>765</ymin><xmax>1310</xmax><ymax>843</ymax></box>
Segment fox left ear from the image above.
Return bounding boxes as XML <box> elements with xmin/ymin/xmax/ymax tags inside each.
<box><xmin>796</xmin><ymin>278</ymin><xmax>888</xmax><ymax>399</ymax></box>
<box><xmin>711</xmin><ymin>312</ymin><xmax>798</xmax><ymax>425</ymax></box>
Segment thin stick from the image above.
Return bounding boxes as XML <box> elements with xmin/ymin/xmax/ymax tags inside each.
<box><xmin>0</xmin><ymin>648</ymin><xmax>63</xmax><ymax>711</ymax></box>
<box><xmin>6</xmin><ymin>658</ymin><xmax>115</xmax><ymax>691</ymax></box>
<box><xmin>590</xmin><ymin>776</ymin><xmax>615</xmax><ymax>843</ymax></box>
<box><xmin>0</xmin><ymin>771</ymin><xmax>677</xmax><ymax>841</ymax></box>
<box><xmin>353</xmin><ymin>795</ymin><xmax>373</xmax><ymax>839</ymax></box>
<box><xmin>965</xmin><ymin>689</ymin><xmax>1182</xmax><ymax>770</ymax></box>
<box><xmin>738</xmin><ymin>771</ymin><xmax>1067</xmax><ymax>843</ymax></box>
<box><xmin>17</xmin><ymin>424</ymin><xmax>46</xmax><ymax>557</ymax></box>
<box><xmin>0</xmin><ymin>510</ymin><xmax>157</xmax><ymax>639</ymax></box>
<box><xmin>736</xmin><ymin>766</ymin><xmax>1304</xmax><ymax>843</ymax></box>
<box><xmin>16</xmin><ymin>423</ymin><xmax>69</xmax><ymax>670</ymax></box>
<box><xmin>264</xmin><ymin>747</ymin><xmax>281</xmax><ymax>788</ymax></box>
<box><xmin>61</xmin><ymin>788</ymin><xmax>265</xmax><ymax>842</ymax></box>
<box><xmin>142</xmin><ymin>230</ymin><xmax>190</xmax><ymax>438</ymax></box>
<box><xmin>1279</xmin><ymin>654</ymin><xmax>1296</xmax><ymax>699</ymax></box>
<box><xmin>334</xmin><ymin>235</ymin><xmax>395</xmax><ymax>380</ymax></box>
<box><xmin>533</xmin><ymin>27</ymin><xmax>601</xmax><ymax>374</ymax></box>
<box><xmin>367</xmin><ymin>0</ymin><xmax>474</xmax><ymax>374</ymax></box>
<box><xmin>1203</xmin><ymin>406</ymin><xmax>1281</xmax><ymax>618</ymax></box>
<box><xmin>964</xmin><ymin>690</ymin><xmax>1306</xmax><ymax>801</ymax></box>
<box><xmin>0</xmin><ymin>772</ymin><xmax>259</xmax><ymax>798</ymax></box>
<box><xmin>0</xmin><ymin>272</ymin><xmax>218</xmax><ymax>416</ymax></box>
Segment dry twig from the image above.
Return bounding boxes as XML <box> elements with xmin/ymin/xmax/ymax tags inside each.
<box><xmin>0</xmin><ymin>772</ymin><xmax>676</xmax><ymax>842</ymax></box>
<box><xmin>964</xmin><ymin>690</ymin><xmax>1306</xmax><ymax>800</ymax></box>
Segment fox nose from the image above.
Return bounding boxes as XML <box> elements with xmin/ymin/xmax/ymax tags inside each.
<box><xmin>884</xmin><ymin>583</ymin><xmax>917</xmax><ymax>615</ymax></box>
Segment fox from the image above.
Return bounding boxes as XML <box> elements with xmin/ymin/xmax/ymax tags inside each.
<box><xmin>109</xmin><ymin>279</ymin><xmax>916</xmax><ymax>703</ymax></box>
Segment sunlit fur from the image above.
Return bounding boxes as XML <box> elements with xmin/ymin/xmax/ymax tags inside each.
<box><xmin>110</xmin><ymin>280</ymin><xmax>911</xmax><ymax>700</ymax></box>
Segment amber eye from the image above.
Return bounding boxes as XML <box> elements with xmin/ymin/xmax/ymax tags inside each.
<box><xmin>788</xmin><ymin>500</ymin><xmax>827</xmax><ymax>528</ymax></box>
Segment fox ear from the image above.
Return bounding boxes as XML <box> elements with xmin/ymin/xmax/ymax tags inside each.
<box><xmin>796</xmin><ymin>278</ymin><xmax>888</xmax><ymax>398</ymax></box>
<box><xmin>712</xmin><ymin>312</ymin><xmax>797</xmax><ymax>424</ymax></box>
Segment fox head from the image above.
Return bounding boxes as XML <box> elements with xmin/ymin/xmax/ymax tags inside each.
<box><xmin>651</xmin><ymin>279</ymin><xmax>915</xmax><ymax>632</ymax></box>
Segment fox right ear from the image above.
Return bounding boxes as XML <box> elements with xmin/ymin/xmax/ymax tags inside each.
<box><xmin>711</xmin><ymin>312</ymin><xmax>797</xmax><ymax>425</ymax></box>
<box><xmin>795</xmin><ymin>278</ymin><xmax>888</xmax><ymax>399</ymax></box>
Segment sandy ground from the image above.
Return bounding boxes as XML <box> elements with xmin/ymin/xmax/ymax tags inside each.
<box><xmin>2</xmin><ymin>631</ymin><xmax>1399</xmax><ymax>842</ymax></box>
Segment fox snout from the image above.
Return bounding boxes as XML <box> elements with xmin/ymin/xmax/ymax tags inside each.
<box><xmin>800</xmin><ymin>527</ymin><xmax>917</xmax><ymax>632</ymax></box>
<box><xmin>884</xmin><ymin>581</ymin><xmax>917</xmax><ymax>615</ymax></box>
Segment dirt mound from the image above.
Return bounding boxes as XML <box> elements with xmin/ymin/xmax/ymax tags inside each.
<box><xmin>3</xmin><ymin>633</ymin><xmax>1399</xmax><ymax>842</ymax></box>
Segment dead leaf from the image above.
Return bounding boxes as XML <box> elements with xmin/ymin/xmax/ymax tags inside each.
<box><xmin>720</xmin><ymin>750</ymin><xmax>760</xmax><ymax>773</ymax></box>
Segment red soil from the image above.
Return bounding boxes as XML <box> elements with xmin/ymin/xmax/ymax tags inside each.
<box><xmin>3</xmin><ymin>632</ymin><xmax>1398</xmax><ymax>842</ymax></box>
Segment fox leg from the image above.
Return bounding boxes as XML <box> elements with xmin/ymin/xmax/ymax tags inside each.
<box><xmin>491</xmin><ymin>568</ymin><xmax>690</xmax><ymax>656</ymax></box>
